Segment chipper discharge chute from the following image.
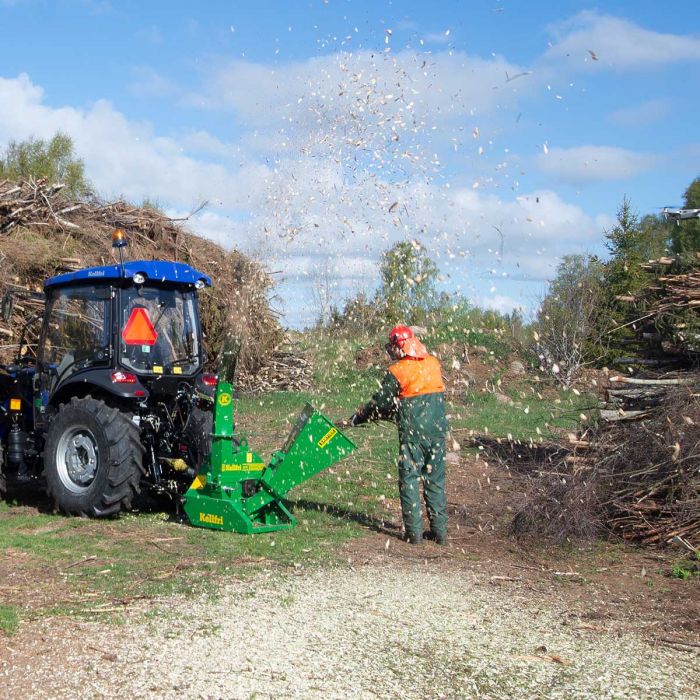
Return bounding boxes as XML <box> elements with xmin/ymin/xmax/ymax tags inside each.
<box><xmin>183</xmin><ymin>378</ymin><xmax>356</xmax><ymax>533</ymax></box>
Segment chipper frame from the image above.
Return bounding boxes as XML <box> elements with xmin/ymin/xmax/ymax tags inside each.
<box><xmin>183</xmin><ymin>379</ymin><xmax>356</xmax><ymax>533</ymax></box>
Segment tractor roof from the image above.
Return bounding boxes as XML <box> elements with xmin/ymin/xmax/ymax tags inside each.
<box><xmin>44</xmin><ymin>260</ymin><xmax>213</xmax><ymax>290</ymax></box>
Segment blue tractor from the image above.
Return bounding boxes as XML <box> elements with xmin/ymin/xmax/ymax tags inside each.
<box><xmin>0</xmin><ymin>230</ymin><xmax>216</xmax><ymax>516</ymax></box>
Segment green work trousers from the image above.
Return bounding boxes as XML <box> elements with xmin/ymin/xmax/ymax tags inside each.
<box><xmin>397</xmin><ymin>437</ymin><xmax>447</xmax><ymax>538</ymax></box>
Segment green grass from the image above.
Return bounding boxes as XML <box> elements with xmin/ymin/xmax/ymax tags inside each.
<box><xmin>0</xmin><ymin>604</ymin><xmax>19</xmax><ymax>635</ymax></box>
<box><xmin>305</xmin><ymin>335</ymin><xmax>384</xmax><ymax>401</ymax></box>
<box><xmin>670</xmin><ymin>553</ymin><xmax>700</xmax><ymax>580</ymax></box>
<box><xmin>450</xmin><ymin>386</ymin><xmax>598</xmax><ymax>441</ymax></box>
<box><xmin>425</xmin><ymin>326</ymin><xmax>512</xmax><ymax>360</ymax></box>
<box><xmin>0</xmin><ymin>499</ymin><xmax>381</xmax><ymax>622</ymax></box>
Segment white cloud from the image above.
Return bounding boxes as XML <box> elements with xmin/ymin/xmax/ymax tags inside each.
<box><xmin>0</xmin><ymin>74</ymin><xmax>270</xmax><ymax>212</ymax></box>
<box><xmin>180</xmin><ymin>130</ymin><xmax>242</xmax><ymax>159</ymax></box>
<box><xmin>4</xmin><ymin>9</ymin><xmax>647</xmax><ymax>328</ymax></box>
<box><xmin>535</xmin><ymin>145</ymin><xmax>657</xmax><ymax>184</ymax></box>
<box><xmin>478</xmin><ymin>293</ymin><xmax>525</xmax><ymax>315</ymax></box>
<box><xmin>188</xmin><ymin>48</ymin><xmax>533</xmax><ymax>130</ymax></box>
<box><xmin>544</xmin><ymin>11</ymin><xmax>700</xmax><ymax>70</ymax></box>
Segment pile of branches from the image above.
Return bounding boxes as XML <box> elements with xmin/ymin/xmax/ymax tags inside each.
<box><xmin>615</xmin><ymin>255</ymin><xmax>700</xmax><ymax>366</ymax></box>
<box><xmin>653</xmin><ymin>268</ymin><xmax>700</xmax><ymax>312</ymax></box>
<box><xmin>601</xmin><ymin>383</ymin><xmax>700</xmax><ymax>545</ymax></box>
<box><xmin>649</xmin><ymin>263</ymin><xmax>700</xmax><ymax>355</ymax></box>
<box><xmin>0</xmin><ymin>178</ymin><xmax>285</xmax><ymax>382</ymax></box>
<box><xmin>0</xmin><ymin>179</ymin><xmax>83</xmax><ymax>234</ymax></box>
<box><xmin>598</xmin><ymin>374</ymin><xmax>691</xmax><ymax>423</ymax></box>
<box><xmin>236</xmin><ymin>350</ymin><xmax>312</xmax><ymax>394</ymax></box>
<box><xmin>509</xmin><ymin>379</ymin><xmax>700</xmax><ymax>547</ymax></box>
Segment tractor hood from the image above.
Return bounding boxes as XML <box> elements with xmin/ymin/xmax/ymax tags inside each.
<box><xmin>45</xmin><ymin>261</ymin><xmax>212</xmax><ymax>290</ymax></box>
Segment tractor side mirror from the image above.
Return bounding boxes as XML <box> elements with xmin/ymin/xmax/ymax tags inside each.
<box><xmin>1</xmin><ymin>292</ymin><xmax>14</xmax><ymax>323</ymax></box>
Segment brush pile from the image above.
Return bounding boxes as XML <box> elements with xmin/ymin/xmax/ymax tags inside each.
<box><xmin>0</xmin><ymin>178</ymin><xmax>293</xmax><ymax>385</ymax></box>
<box><xmin>508</xmin><ymin>379</ymin><xmax>700</xmax><ymax>547</ymax></box>
<box><xmin>646</xmin><ymin>260</ymin><xmax>700</xmax><ymax>355</ymax></box>
<box><xmin>237</xmin><ymin>349</ymin><xmax>312</xmax><ymax>393</ymax></box>
<box><xmin>615</xmin><ymin>255</ymin><xmax>700</xmax><ymax>367</ymax></box>
<box><xmin>601</xmin><ymin>385</ymin><xmax>700</xmax><ymax>545</ymax></box>
<box><xmin>598</xmin><ymin>373</ymin><xmax>693</xmax><ymax>422</ymax></box>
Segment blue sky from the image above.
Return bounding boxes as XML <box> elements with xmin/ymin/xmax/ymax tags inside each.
<box><xmin>1</xmin><ymin>0</ymin><xmax>699</xmax><ymax>327</ymax></box>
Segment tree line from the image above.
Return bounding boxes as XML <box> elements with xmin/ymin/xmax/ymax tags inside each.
<box><xmin>535</xmin><ymin>178</ymin><xmax>700</xmax><ymax>384</ymax></box>
<box><xmin>2</xmin><ymin>131</ymin><xmax>696</xmax><ymax>376</ymax></box>
<box><xmin>322</xmin><ymin>176</ymin><xmax>700</xmax><ymax>383</ymax></box>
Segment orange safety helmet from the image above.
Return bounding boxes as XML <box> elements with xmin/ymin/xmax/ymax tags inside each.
<box><xmin>388</xmin><ymin>325</ymin><xmax>414</xmax><ymax>348</ymax></box>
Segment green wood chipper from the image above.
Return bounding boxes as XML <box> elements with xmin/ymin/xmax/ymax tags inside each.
<box><xmin>182</xmin><ymin>368</ymin><xmax>356</xmax><ymax>534</ymax></box>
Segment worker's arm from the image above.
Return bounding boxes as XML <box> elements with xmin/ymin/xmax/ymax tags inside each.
<box><xmin>350</xmin><ymin>370</ymin><xmax>400</xmax><ymax>426</ymax></box>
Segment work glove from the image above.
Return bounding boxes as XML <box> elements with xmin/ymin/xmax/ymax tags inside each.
<box><xmin>336</xmin><ymin>413</ymin><xmax>360</xmax><ymax>430</ymax></box>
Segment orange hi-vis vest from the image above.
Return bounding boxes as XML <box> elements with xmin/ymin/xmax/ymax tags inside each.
<box><xmin>389</xmin><ymin>355</ymin><xmax>445</xmax><ymax>399</ymax></box>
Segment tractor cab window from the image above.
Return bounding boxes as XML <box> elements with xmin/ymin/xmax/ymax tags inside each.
<box><xmin>42</xmin><ymin>285</ymin><xmax>111</xmax><ymax>381</ymax></box>
<box><xmin>119</xmin><ymin>286</ymin><xmax>200</xmax><ymax>376</ymax></box>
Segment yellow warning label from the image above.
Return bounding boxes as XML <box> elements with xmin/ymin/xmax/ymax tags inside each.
<box><xmin>318</xmin><ymin>427</ymin><xmax>338</xmax><ymax>448</ymax></box>
<box><xmin>190</xmin><ymin>474</ymin><xmax>207</xmax><ymax>490</ymax></box>
<box><xmin>9</xmin><ymin>398</ymin><xmax>21</xmax><ymax>411</ymax></box>
<box><xmin>218</xmin><ymin>392</ymin><xmax>232</xmax><ymax>406</ymax></box>
<box><xmin>153</xmin><ymin>365</ymin><xmax>163</xmax><ymax>374</ymax></box>
<box><xmin>222</xmin><ymin>463</ymin><xmax>265</xmax><ymax>472</ymax></box>
<box><xmin>199</xmin><ymin>512</ymin><xmax>223</xmax><ymax>526</ymax></box>
<box><xmin>173</xmin><ymin>366</ymin><xmax>182</xmax><ymax>375</ymax></box>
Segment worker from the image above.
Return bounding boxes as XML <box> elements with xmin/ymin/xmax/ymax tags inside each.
<box><xmin>340</xmin><ymin>326</ymin><xmax>449</xmax><ymax>545</ymax></box>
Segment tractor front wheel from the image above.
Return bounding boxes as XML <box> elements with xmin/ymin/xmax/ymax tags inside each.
<box><xmin>44</xmin><ymin>397</ymin><xmax>144</xmax><ymax>517</ymax></box>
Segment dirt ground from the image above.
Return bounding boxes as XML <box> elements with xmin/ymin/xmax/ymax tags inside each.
<box><xmin>1</xmin><ymin>448</ymin><xmax>699</xmax><ymax>698</ymax></box>
<box><xmin>345</xmin><ymin>451</ymin><xmax>700</xmax><ymax>646</ymax></box>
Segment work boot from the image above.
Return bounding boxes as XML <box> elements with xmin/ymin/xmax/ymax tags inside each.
<box><xmin>423</xmin><ymin>530</ymin><xmax>448</xmax><ymax>546</ymax></box>
<box><xmin>404</xmin><ymin>532</ymin><xmax>422</xmax><ymax>545</ymax></box>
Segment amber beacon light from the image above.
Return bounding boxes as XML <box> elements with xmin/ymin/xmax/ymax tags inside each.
<box><xmin>112</xmin><ymin>228</ymin><xmax>128</xmax><ymax>249</ymax></box>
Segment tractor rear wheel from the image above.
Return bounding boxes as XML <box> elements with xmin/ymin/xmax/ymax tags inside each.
<box><xmin>0</xmin><ymin>445</ymin><xmax>6</xmax><ymax>500</ymax></box>
<box><xmin>44</xmin><ymin>397</ymin><xmax>144</xmax><ymax>517</ymax></box>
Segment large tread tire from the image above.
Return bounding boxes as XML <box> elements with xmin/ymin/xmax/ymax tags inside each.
<box><xmin>44</xmin><ymin>397</ymin><xmax>145</xmax><ymax>517</ymax></box>
<box><xmin>184</xmin><ymin>406</ymin><xmax>213</xmax><ymax>473</ymax></box>
<box><xmin>0</xmin><ymin>444</ymin><xmax>5</xmax><ymax>501</ymax></box>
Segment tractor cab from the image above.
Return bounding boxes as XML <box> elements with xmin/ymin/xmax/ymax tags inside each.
<box><xmin>36</xmin><ymin>260</ymin><xmax>211</xmax><ymax>418</ymax></box>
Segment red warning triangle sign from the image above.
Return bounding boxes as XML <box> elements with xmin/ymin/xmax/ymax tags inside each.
<box><xmin>122</xmin><ymin>307</ymin><xmax>158</xmax><ymax>346</ymax></box>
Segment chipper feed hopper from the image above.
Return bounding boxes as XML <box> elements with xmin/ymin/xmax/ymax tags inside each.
<box><xmin>183</xmin><ymin>377</ymin><xmax>356</xmax><ymax>533</ymax></box>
